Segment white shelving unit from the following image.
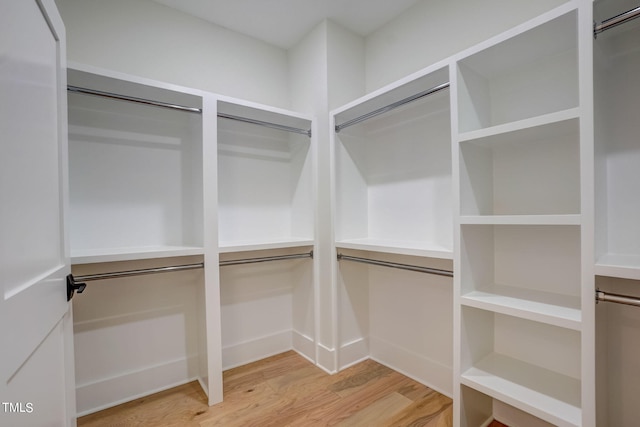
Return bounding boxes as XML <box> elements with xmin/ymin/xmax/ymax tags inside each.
<box><xmin>66</xmin><ymin>64</ymin><xmax>222</xmax><ymax>414</ymax></box>
<box><xmin>330</xmin><ymin>64</ymin><xmax>454</xmax><ymax>396</ymax></box>
<box><xmin>593</xmin><ymin>0</ymin><xmax>640</xmax><ymax>425</ymax></box>
<box><xmin>216</xmin><ymin>98</ymin><xmax>317</xmax><ymax>369</ymax></box>
<box><xmin>453</xmin><ymin>2</ymin><xmax>594</xmax><ymax>426</ymax></box>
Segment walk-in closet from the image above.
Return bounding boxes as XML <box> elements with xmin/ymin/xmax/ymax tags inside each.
<box><xmin>6</xmin><ymin>0</ymin><xmax>640</xmax><ymax>425</ymax></box>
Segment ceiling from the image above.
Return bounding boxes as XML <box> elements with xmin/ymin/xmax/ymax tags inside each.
<box><xmin>151</xmin><ymin>0</ymin><xmax>420</xmax><ymax>49</ymax></box>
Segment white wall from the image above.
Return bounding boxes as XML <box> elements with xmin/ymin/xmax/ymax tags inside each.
<box><xmin>364</xmin><ymin>0</ymin><xmax>569</xmax><ymax>92</ymax></box>
<box><xmin>55</xmin><ymin>0</ymin><xmax>290</xmax><ymax>108</ymax></box>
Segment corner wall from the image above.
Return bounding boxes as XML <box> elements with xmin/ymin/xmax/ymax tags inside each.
<box><xmin>288</xmin><ymin>20</ymin><xmax>366</xmax><ymax>372</ymax></box>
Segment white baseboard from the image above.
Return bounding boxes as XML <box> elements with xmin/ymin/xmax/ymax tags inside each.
<box><xmin>316</xmin><ymin>342</ymin><xmax>337</xmax><ymax>374</ymax></box>
<box><xmin>76</xmin><ymin>355</ymin><xmax>198</xmax><ymax>416</ymax></box>
<box><xmin>292</xmin><ymin>330</ymin><xmax>315</xmax><ymax>363</ymax></box>
<box><xmin>222</xmin><ymin>330</ymin><xmax>292</xmax><ymax>370</ymax></box>
<box><xmin>369</xmin><ymin>335</ymin><xmax>453</xmax><ymax>398</ymax></box>
<box><xmin>338</xmin><ymin>337</ymin><xmax>369</xmax><ymax>371</ymax></box>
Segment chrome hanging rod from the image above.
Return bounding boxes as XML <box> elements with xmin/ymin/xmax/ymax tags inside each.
<box><xmin>596</xmin><ymin>289</ymin><xmax>640</xmax><ymax>307</ymax></box>
<box><xmin>594</xmin><ymin>5</ymin><xmax>640</xmax><ymax>37</ymax></box>
<box><xmin>220</xmin><ymin>250</ymin><xmax>314</xmax><ymax>267</ymax></box>
<box><xmin>335</xmin><ymin>82</ymin><xmax>450</xmax><ymax>133</ymax></box>
<box><xmin>74</xmin><ymin>262</ymin><xmax>204</xmax><ymax>282</ymax></box>
<box><xmin>68</xmin><ymin>86</ymin><xmax>311</xmax><ymax>137</ymax></box>
<box><xmin>218</xmin><ymin>113</ymin><xmax>312</xmax><ymax>137</ymax></box>
<box><xmin>67</xmin><ymin>85</ymin><xmax>203</xmax><ymax>114</ymax></box>
<box><xmin>337</xmin><ymin>253</ymin><xmax>453</xmax><ymax>277</ymax></box>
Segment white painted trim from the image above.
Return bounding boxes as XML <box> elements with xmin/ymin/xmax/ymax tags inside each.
<box><xmin>76</xmin><ymin>355</ymin><xmax>199</xmax><ymax>416</ymax></box>
<box><xmin>338</xmin><ymin>337</ymin><xmax>369</xmax><ymax>371</ymax></box>
<box><xmin>292</xmin><ymin>330</ymin><xmax>315</xmax><ymax>363</ymax></box>
<box><xmin>315</xmin><ymin>343</ymin><xmax>337</xmax><ymax>374</ymax></box>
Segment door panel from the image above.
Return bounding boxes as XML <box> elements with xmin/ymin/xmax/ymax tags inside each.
<box><xmin>0</xmin><ymin>0</ymin><xmax>75</xmax><ymax>425</ymax></box>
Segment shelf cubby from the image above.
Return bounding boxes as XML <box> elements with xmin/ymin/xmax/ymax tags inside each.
<box><xmin>460</xmin><ymin>224</ymin><xmax>582</xmax><ymax>328</ymax></box>
<box><xmin>460</xmin><ymin>306</ymin><xmax>582</xmax><ymax>427</ymax></box>
<box><xmin>457</xmin><ymin>9</ymin><xmax>578</xmax><ymax>133</ymax></box>
<box><xmin>459</xmin><ymin>114</ymin><xmax>580</xmax><ymax>217</ymax></box>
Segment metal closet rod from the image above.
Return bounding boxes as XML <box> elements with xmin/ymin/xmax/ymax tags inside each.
<box><xmin>220</xmin><ymin>250</ymin><xmax>313</xmax><ymax>267</ymax></box>
<box><xmin>218</xmin><ymin>113</ymin><xmax>312</xmax><ymax>137</ymax></box>
<box><xmin>73</xmin><ymin>250</ymin><xmax>314</xmax><ymax>281</ymax></box>
<box><xmin>74</xmin><ymin>262</ymin><xmax>204</xmax><ymax>282</ymax></box>
<box><xmin>337</xmin><ymin>253</ymin><xmax>453</xmax><ymax>277</ymax></box>
<box><xmin>594</xmin><ymin>5</ymin><xmax>640</xmax><ymax>36</ymax></box>
<box><xmin>596</xmin><ymin>289</ymin><xmax>640</xmax><ymax>307</ymax></box>
<box><xmin>67</xmin><ymin>85</ymin><xmax>203</xmax><ymax>114</ymax></box>
<box><xmin>335</xmin><ymin>81</ymin><xmax>450</xmax><ymax>133</ymax></box>
<box><xmin>67</xmin><ymin>85</ymin><xmax>312</xmax><ymax>137</ymax></box>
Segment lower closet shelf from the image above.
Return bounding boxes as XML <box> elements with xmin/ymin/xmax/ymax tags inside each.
<box><xmin>461</xmin><ymin>353</ymin><xmax>581</xmax><ymax>427</ymax></box>
<box><xmin>595</xmin><ymin>253</ymin><xmax>640</xmax><ymax>280</ymax></box>
<box><xmin>219</xmin><ymin>238</ymin><xmax>314</xmax><ymax>253</ymax></box>
<box><xmin>336</xmin><ymin>238</ymin><xmax>453</xmax><ymax>259</ymax></box>
<box><xmin>71</xmin><ymin>245</ymin><xmax>204</xmax><ymax>264</ymax></box>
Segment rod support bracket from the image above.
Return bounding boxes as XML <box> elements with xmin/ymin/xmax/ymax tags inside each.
<box><xmin>67</xmin><ymin>274</ymin><xmax>87</xmax><ymax>301</ymax></box>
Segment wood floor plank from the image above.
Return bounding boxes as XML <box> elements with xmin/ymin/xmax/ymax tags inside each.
<box><xmin>335</xmin><ymin>392</ymin><xmax>413</xmax><ymax>426</ymax></box>
<box><xmin>287</xmin><ymin>370</ymin><xmax>411</xmax><ymax>426</ymax></box>
<box><xmin>385</xmin><ymin>388</ymin><xmax>453</xmax><ymax>427</ymax></box>
<box><xmin>79</xmin><ymin>351</ymin><xmax>469</xmax><ymax>427</ymax></box>
<box><xmin>329</xmin><ymin>360</ymin><xmax>394</xmax><ymax>397</ymax></box>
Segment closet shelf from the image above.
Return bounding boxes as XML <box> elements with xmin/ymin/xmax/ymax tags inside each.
<box><xmin>218</xmin><ymin>238</ymin><xmax>314</xmax><ymax>253</ymax></box>
<box><xmin>457</xmin><ymin>108</ymin><xmax>579</xmax><ymax>144</ymax></box>
<box><xmin>595</xmin><ymin>254</ymin><xmax>640</xmax><ymax>281</ymax></box>
<box><xmin>461</xmin><ymin>353</ymin><xmax>581</xmax><ymax>427</ymax></box>
<box><xmin>71</xmin><ymin>245</ymin><xmax>204</xmax><ymax>265</ymax></box>
<box><xmin>335</xmin><ymin>238</ymin><xmax>453</xmax><ymax>259</ymax></box>
<box><xmin>461</xmin><ymin>285</ymin><xmax>581</xmax><ymax>330</ymax></box>
<box><xmin>459</xmin><ymin>214</ymin><xmax>581</xmax><ymax>225</ymax></box>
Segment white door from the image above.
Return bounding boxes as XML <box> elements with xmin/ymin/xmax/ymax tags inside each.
<box><xmin>0</xmin><ymin>1</ymin><xmax>76</xmax><ymax>426</ymax></box>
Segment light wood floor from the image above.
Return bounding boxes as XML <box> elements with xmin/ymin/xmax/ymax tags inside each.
<box><xmin>78</xmin><ymin>351</ymin><xmax>506</xmax><ymax>426</ymax></box>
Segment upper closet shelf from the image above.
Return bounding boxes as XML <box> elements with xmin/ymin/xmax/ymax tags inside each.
<box><xmin>217</xmin><ymin>98</ymin><xmax>312</xmax><ymax>137</ymax></box>
<box><xmin>336</xmin><ymin>238</ymin><xmax>453</xmax><ymax>260</ymax></box>
<box><xmin>456</xmin><ymin>6</ymin><xmax>578</xmax><ymax>133</ymax></box>
<box><xmin>71</xmin><ymin>245</ymin><xmax>204</xmax><ymax>265</ymax></box>
<box><xmin>333</xmin><ymin>64</ymin><xmax>449</xmax><ymax>130</ymax></box>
